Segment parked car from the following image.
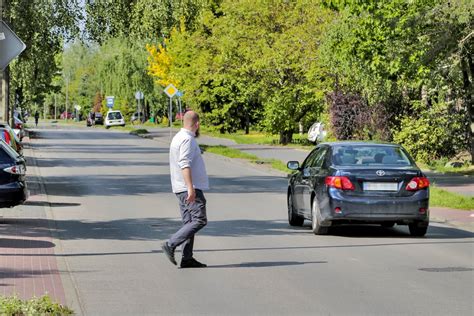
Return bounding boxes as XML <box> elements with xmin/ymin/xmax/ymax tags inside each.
<box><xmin>105</xmin><ymin>110</ymin><xmax>125</xmax><ymax>129</ymax></box>
<box><xmin>0</xmin><ymin>123</ymin><xmax>23</xmax><ymax>155</ymax></box>
<box><xmin>60</xmin><ymin>111</ymin><xmax>73</xmax><ymax>119</ymax></box>
<box><xmin>86</xmin><ymin>112</ymin><xmax>104</xmax><ymax>127</ymax></box>
<box><xmin>94</xmin><ymin>112</ymin><xmax>104</xmax><ymax>125</ymax></box>
<box><xmin>13</xmin><ymin>117</ymin><xmax>26</xmax><ymax>141</ymax></box>
<box><xmin>286</xmin><ymin>142</ymin><xmax>430</xmax><ymax>236</ymax></box>
<box><xmin>131</xmin><ymin>112</ymin><xmax>146</xmax><ymax>124</ymax></box>
<box><xmin>0</xmin><ymin>139</ymin><xmax>27</xmax><ymax>208</ymax></box>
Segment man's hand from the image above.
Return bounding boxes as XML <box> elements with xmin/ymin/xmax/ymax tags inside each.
<box><xmin>186</xmin><ymin>188</ymin><xmax>196</xmax><ymax>204</ymax></box>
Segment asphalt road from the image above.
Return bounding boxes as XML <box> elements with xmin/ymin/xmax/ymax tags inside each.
<box><xmin>29</xmin><ymin>126</ymin><xmax>473</xmax><ymax>315</ymax></box>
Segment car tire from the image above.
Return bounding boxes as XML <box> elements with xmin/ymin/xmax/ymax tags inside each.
<box><xmin>381</xmin><ymin>222</ymin><xmax>395</xmax><ymax>228</ymax></box>
<box><xmin>409</xmin><ymin>222</ymin><xmax>428</xmax><ymax>237</ymax></box>
<box><xmin>288</xmin><ymin>192</ymin><xmax>304</xmax><ymax>226</ymax></box>
<box><xmin>311</xmin><ymin>199</ymin><xmax>328</xmax><ymax>235</ymax></box>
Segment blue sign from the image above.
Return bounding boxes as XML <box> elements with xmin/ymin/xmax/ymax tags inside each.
<box><xmin>176</xmin><ymin>91</ymin><xmax>183</xmax><ymax>97</ymax></box>
<box><xmin>106</xmin><ymin>96</ymin><xmax>115</xmax><ymax>108</ymax></box>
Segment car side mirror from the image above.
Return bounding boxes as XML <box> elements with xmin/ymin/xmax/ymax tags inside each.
<box><xmin>287</xmin><ymin>161</ymin><xmax>300</xmax><ymax>170</ymax></box>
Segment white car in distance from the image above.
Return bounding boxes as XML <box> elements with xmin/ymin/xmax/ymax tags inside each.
<box><xmin>105</xmin><ymin>110</ymin><xmax>126</xmax><ymax>129</ymax></box>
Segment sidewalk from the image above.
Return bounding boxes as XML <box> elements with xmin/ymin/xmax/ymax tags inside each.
<box><xmin>144</xmin><ymin>127</ymin><xmax>473</xmax><ymax>232</ymax></box>
<box><xmin>0</xmin><ymin>139</ymin><xmax>74</xmax><ymax>308</ymax></box>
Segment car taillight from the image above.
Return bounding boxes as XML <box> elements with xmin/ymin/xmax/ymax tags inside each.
<box><xmin>3</xmin><ymin>131</ymin><xmax>11</xmax><ymax>145</ymax></box>
<box><xmin>325</xmin><ymin>176</ymin><xmax>355</xmax><ymax>190</ymax></box>
<box><xmin>15</xmin><ymin>123</ymin><xmax>22</xmax><ymax>129</ymax></box>
<box><xmin>406</xmin><ymin>177</ymin><xmax>430</xmax><ymax>191</ymax></box>
<box><xmin>3</xmin><ymin>165</ymin><xmax>26</xmax><ymax>175</ymax></box>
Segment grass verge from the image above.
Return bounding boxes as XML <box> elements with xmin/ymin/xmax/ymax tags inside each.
<box><xmin>430</xmin><ymin>186</ymin><xmax>474</xmax><ymax>210</ymax></box>
<box><xmin>0</xmin><ymin>295</ymin><xmax>73</xmax><ymax>315</ymax></box>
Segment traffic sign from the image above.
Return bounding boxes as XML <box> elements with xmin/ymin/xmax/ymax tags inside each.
<box><xmin>0</xmin><ymin>21</ymin><xmax>26</xmax><ymax>70</ymax></box>
<box><xmin>164</xmin><ymin>84</ymin><xmax>177</xmax><ymax>98</ymax></box>
<box><xmin>176</xmin><ymin>90</ymin><xmax>183</xmax><ymax>97</ymax></box>
<box><xmin>74</xmin><ymin>105</ymin><xmax>81</xmax><ymax>110</ymax></box>
<box><xmin>106</xmin><ymin>96</ymin><xmax>115</xmax><ymax>108</ymax></box>
<box><xmin>135</xmin><ymin>91</ymin><xmax>144</xmax><ymax>100</ymax></box>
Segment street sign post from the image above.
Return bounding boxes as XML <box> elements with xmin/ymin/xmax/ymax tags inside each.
<box><xmin>106</xmin><ymin>96</ymin><xmax>115</xmax><ymax>108</ymax></box>
<box><xmin>164</xmin><ymin>84</ymin><xmax>178</xmax><ymax>140</ymax></box>
<box><xmin>0</xmin><ymin>21</ymin><xmax>26</xmax><ymax>70</ymax></box>
<box><xmin>135</xmin><ymin>91</ymin><xmax>144</xmax><ymax>123</ymax></box>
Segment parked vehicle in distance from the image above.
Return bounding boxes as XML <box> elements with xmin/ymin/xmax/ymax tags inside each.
<box><xmin>60</xmin><ymin>111</ymin><xmax>73</xmax><ymax>119</ymax></box>
<box><xmin>94</xmin><ymin>112</ymin><xmax>104</xmax><ymax>125</ymax></box>
<box><xmin>131</xmin><ymin>112</ymin><xmax>146</xmax><ymax>124</ymax></box>
<box><xmin>86</xmin><ymin>112</ymin><xmax>104</xmax><ymax>127</ymax></box>
<box><xmin>287</xmin><ymin>142</ymin><xmax>430</xmax><ymax>236</ymax></box>
<box><xmin>13</xmin><ymin>117</ymin><xmax>26</xmax><ymax>141</ymax></box>
<box><xmin>0</xmin><ymin>139</ymin><xmax>27</xmax><ymax>207</ymax></box>
<box><xmin>105</xmin><ymin>110</ymin><xmax>125</xmax><ymax>129</ymax></box>
<box><xmin>0</xmin><ymin>123</ymin><xmax>23</xmax><ymax>155</ymax></box>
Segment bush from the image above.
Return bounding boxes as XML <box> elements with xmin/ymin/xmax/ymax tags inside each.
<box><xmin>0</xmin><ymin>295</ymin><xmax>73</xmax><ymax>315</ymax></box>
<box><xmin>392</xmin><ymin>102</ymin><xmax>468</xmax><ymax>162</ymax></box>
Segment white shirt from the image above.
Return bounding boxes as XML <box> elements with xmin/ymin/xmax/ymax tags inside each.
<box><xmin>169</xmin><ymin>128</ymin><xmax>209</xmax><ymax>193</ymax></box>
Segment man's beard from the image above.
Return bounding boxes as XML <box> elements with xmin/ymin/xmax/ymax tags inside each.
<box><xmin>195</xmin><ymin>128</ymin><xmax>200</xmax><ymax>138</ymax></box>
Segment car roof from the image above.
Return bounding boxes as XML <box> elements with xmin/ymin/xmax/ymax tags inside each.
<box><xmin>319</xmin><ymin>141</ymin><xmax>400</xmax><ymax>148</ymax></box>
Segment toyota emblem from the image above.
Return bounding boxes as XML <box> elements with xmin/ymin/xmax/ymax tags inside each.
<box><xmin>376</xmin><ymin>170</ymin><xmax>385</xmax><ymax>176</ymax></box>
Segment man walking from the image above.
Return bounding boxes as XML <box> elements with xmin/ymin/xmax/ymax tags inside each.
<box><xmin>162</xmin><ymin>111</ymin><xmax>209</xmax><ymax>268</ymax></box>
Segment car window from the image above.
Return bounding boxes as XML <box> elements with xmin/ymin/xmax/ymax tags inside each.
<box><xmin>302</xmin><ymin>149</ymin><xmax>320</xmax><ymax>168</ymax></box>
<box><xmin>0</xmin><ymin>140</ymin><xmax>19</xmax><ymax>159</ymax></box>
<box><xmin>108</xmin><ymin>112</ymin><xmax>122</xmax><ymax>120</ymax></box>
<box><xmin>303</xmin><ymin>147</ymin><xmax>327</xmax><ymax>168</ymax></box>
<box><xmin>332</xmin><ymin>145</ymin><xmax>412</xmax><ymax>166</ymax></box>
<box><xmin>312</xmin><ymin>147</ymin><xmax>328</xmax><ymax>168</ymax></box>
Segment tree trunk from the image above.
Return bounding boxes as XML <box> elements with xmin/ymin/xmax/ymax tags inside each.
<box><xmin>461</xmin><ymin>55</ymin><xmax>473</xmax><ymax>163</ymax></box>
<box><xmin>279</xmin><ymin>130</ymin><xmax>293</xmax><ymax>145</ymax></box>
<box><xmin>245</xmin><ymin>112</ymin><xmax>249</xmax><ymax>134</ymax></box>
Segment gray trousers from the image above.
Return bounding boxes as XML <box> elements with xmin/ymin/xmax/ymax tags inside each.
<box><xmin>168</xmin><ymin>189</ymin><xmax>207</xmax><ymax>260</ymax></box>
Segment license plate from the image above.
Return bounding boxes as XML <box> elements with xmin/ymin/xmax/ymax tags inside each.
<box><xmin>363</xmin><ymin>182</ymin><xmax>398</xmax><ymax>191</ymax></box>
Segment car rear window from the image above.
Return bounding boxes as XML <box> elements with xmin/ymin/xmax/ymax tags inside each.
<box><xmin>332</xmin><ymin>145</ymin><xmax>412</xmax><ymax>166</ymax></box>
<box><xmin>0</xmin><ymin>140</ymin><xmax>18</xmax><ymax>162</ymax></box>
<box><xmin>108</xmin><ymin>112</ymin><xmax>122</xmax><ymax>120</ymax></box>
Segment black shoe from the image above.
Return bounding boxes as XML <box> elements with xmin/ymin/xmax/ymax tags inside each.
<box><xmin>161</xmin><ymin>242</ymin><xmax>177</xmax><ymax>265</ymax></box>
<box><xmin>180</xmin><ymin>258</ymin><xmax>207</xmax><ymax>268</ymax></box>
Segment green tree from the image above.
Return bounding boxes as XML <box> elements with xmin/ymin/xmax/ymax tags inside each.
<box><xmin>6</xmin><ymin>0</ymin><xmax>81</xmax><ymax>113</ymax></box>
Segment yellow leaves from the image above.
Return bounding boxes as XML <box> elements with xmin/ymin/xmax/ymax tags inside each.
<box><xmin>146</xmin><ymin>40</ymin><xmax>179</xmax><ymax>87</ymax></box>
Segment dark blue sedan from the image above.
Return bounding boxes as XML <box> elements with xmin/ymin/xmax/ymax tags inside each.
<box><xmin>287</xmin><ymin>142</ymin><xmax>429</xmax><ymax>236</ymax></box>
<box><xmin>0</xmin><ymin>139</ymin><xmax>27</xmax><ymax>208</ymax></box>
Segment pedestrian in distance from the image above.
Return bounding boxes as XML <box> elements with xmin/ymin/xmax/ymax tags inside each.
<box><xmin>34</xmin><ymin>111</ymin><xmax>39</xmax><ymax>127</ymax></box>
<box><xmin>162</xmin><ymin>110</ymin><xmax>209</xmax><ymax>268</ymax></box>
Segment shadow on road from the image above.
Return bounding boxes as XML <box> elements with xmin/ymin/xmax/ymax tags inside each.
<box><xmin>207</xmin><ymin>261</ymin><xmax>328</xmax><ymax>268</ymax></box>
<box><xmin>0</xmin><ymin>216</ymin><xmax>472</xmax><ymax>245</ymax></box>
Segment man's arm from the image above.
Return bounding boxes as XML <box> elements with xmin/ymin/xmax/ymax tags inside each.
<box><xmin>182</xmin><ymin>167</ymin><xmax>195</xmax><ymax>203</ymax></box>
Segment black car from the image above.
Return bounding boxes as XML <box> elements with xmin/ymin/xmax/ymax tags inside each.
<box><xmin>131</xmin><ymin>112</ymin><xmax>146</xmax><ymax>124</ymax></box>
<box><xmin>0</xmin><ymin>139</ymin><xmax>27</xmax><ymax>207</ymax></box>
<box><xmin>287</xmin><ymin>142</ymin><xmax>429</xmax><ymax>236</ymax></box>
<box><xmin>94</xmin><ymin>112</ymin><xmax>104</xmax><ymax>125</ymax></box>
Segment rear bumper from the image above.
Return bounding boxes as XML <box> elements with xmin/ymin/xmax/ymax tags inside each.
<box><xmin>320</xmin><ymin>189</ymin><xmax>429</xmax><ymax>225</ymax></box>
<box><xmin>0</xmin><ymin>181</ymin><xmax>28</xmax><ymax>207</ymax></box>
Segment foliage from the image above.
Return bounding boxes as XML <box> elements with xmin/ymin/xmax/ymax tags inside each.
<box><xmin>327</xmin><ymin>91</ymin><xmax>391</xmax><ymax>141</ymax></box>
<box><xmin>393</xmin><ymin>102</ymin><xmax>468</xmax><ymax>162</ymax></box>
<box><xmin>147</xmin><ymin>0</ymin><xmax>334</xmax><ymax>143</ymax></box>
<box><xmin>0</xmin><ymin>295</ymin><xmax>73</xmax><ymax>315</ymax></box>
<box><xmin>7</xmin><ymin>0</ymin><xmax>81</xmax><ymax>112</ymax></box>
<box><xmin>320</xmin><ymin>0</ymin><xmax>473</xmax><ymax>161</ymax></box>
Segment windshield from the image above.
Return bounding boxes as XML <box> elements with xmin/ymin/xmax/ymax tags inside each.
<box><xmin>0</xmin><ymin>139</ymin><xmax>20</xmax><ymax>159</ymax></box>
<box><xmin>108</xmin><ymin>112</ymin><xmax>123</xmax><ymax>120</ymax></box>
<box><xmin>332</xmin><ymin>145</ymin><xmax>412</xmax><ymax>166</ymax></box>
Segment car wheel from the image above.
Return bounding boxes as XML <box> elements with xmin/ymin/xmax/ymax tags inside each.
<box><xmin>311</xmin><ymin>199</ymin><xmax>328</xmax><ymax>235</ymax></box>
<box><xmin>409</xmin><ymin>222</ymin><xmax>428</xmax><ymax>237</ymax></box>
<box><xmin>288</xmin><ymin>192</ymin><xmax>304</xmax><ymax>226</ymax></box>
<box><xmin>381</xmin><ymin>222</ymin><xmax>395</xmax><ymax>228</ymax></box>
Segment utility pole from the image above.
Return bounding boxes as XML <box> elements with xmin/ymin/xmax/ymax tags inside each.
<box><xmin>0</xmin><ymin>0</ymin><xmax>10</xmax><ymax>124</ymax></box>
<box><xmin>65</xmin><ymin>73</ymin><xmax>68</xmax><ymax>120</ymax></box>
